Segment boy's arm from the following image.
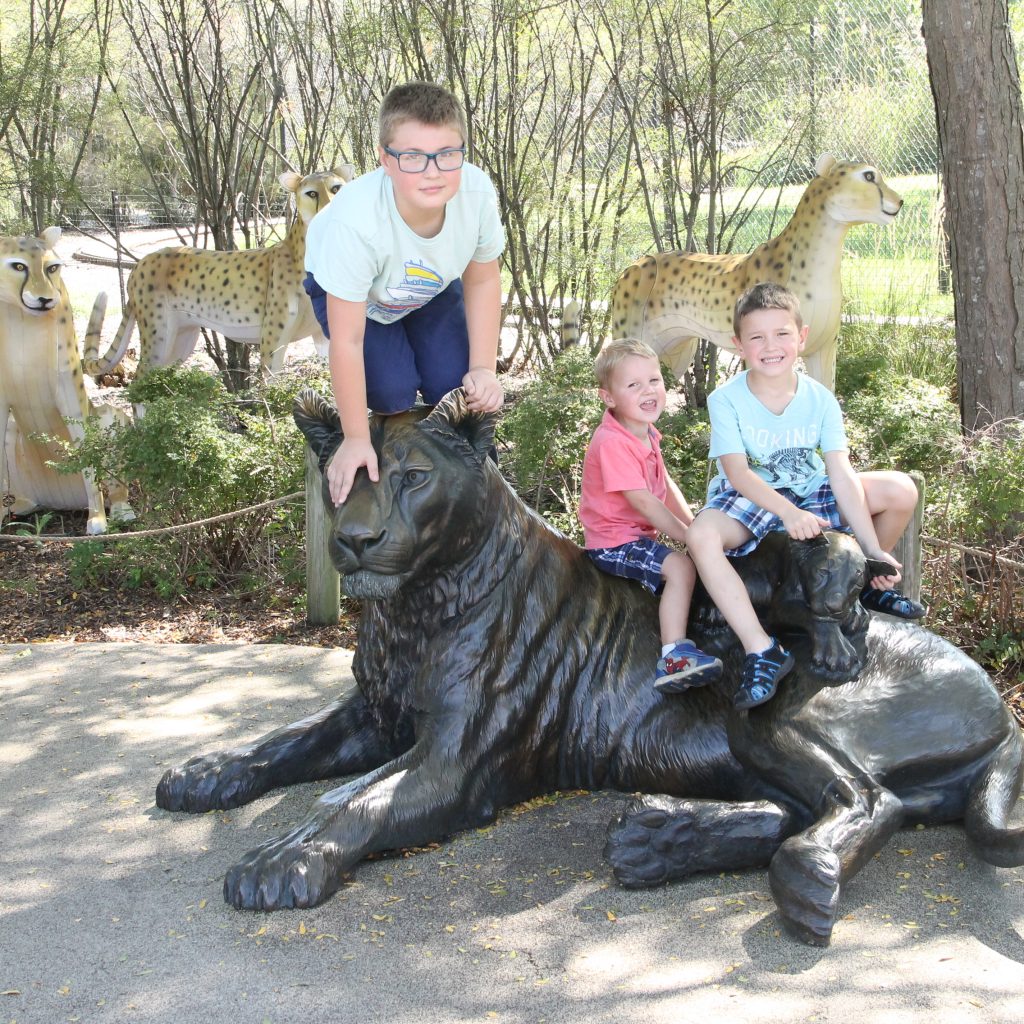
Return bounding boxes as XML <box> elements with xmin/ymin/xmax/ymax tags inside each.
<box><xmin>621</xmin><ymin>489</ymin><xmax>690</xmax><ymax>546</ymax></box>
<box><xmin>460</xmin><ymin>258</ymin><xmax>503</xmax><ymax>413</ymax></box>
<box><xmin>823</xmin><ymin>450</ymin><xmax>902</xmax><ymax>582</ymax></box>
<box><xmin>719</xmin><ymin>453</ymin><xmax>830</xmax><ymax>540</ymax></box>
<box><xmin>326</xmin><ymin>294</ymin><xmax>378</xmax><ymax>504</ymax></box>
<box><xmin>664</xmin><ymin>475</ymin><xmax>695</xmax><ymax>527</ymax></box>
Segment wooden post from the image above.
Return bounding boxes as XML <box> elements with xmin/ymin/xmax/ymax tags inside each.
<box><xmin>305</xmin><ymin>446</ymin><xmax>340</xmax><ymax>625</ymax></box>
<box><xmin>892</xmin><ymin>470</ymin><xmax>925</xmax><ymax>603</ymax></box>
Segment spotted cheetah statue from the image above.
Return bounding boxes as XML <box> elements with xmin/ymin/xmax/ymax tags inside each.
<box><xmin>84</xmin><ymin>167</ymin><xmax>353</xmax><ymax>379</ymax></box>
<box><xmin>610</xmin><ymin>154</ymin><xmax>903</xmax><ymax>389</ymax></box>
<box><xmin>0</xmin><ymin>227</ymin><xmax>132</xmax><ymax>534</ymax></box>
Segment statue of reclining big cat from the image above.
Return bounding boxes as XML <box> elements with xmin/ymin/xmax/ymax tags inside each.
<box><xmin>156</xmin><ymin>389</ymin><xmax>1024</xmax><ymax>946</ymax></box>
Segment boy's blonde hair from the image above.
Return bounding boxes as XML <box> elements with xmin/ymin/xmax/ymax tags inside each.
<box><xmin>378</xmin><ymin>81</ymin><xmax>467</xmax><ymax>148</ymax></box>
<box><xmin>733</xmin><ymin>282</ymin><xmax>803</xmax><ymax>337</ymax></box>
<box><xmin>594</xmin><ymin>338</ymin><xmax>660</xmax><ymax>389</ymax></box>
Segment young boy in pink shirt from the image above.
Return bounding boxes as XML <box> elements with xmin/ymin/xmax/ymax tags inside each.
<box><xmin>579</xmin><ymin>338</ymin><xmax>722</xmax><ymax>692</ymax></box>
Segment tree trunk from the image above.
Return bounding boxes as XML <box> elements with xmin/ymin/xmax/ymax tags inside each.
<box><xmin>921</xmin><ymin>0</ymin><xmax>1024</xmax><ymax>429</ymax></box>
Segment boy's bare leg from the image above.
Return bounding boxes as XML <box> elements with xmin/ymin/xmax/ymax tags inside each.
<box><xmin>687</xmin><ymin>510</ymin><xmax>773</xmax><ymax>654</ymax></box>
<box><xmin>659</xmin><ymin>551</ymin><xmax>696</xmax><ymax>645</ymax></box>
<box><xmin>859</xmin><ymin>471</ymin><xmax>918</xmax><ymax>551</ymax></box>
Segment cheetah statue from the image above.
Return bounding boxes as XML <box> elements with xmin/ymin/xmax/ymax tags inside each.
<box><xmin>610</xmin><ymin>154</ymin><xmax>903</xmax><ymax>390</ymax></box>
<box><xmin>84</xmin><ymin>167</ymin><xmax>353</xmax><ymax>379</ymax></box>
<box><xmin>0</xmin><ymin>227</ymin><xmax>132</xmax><ymax>535</ymax></box>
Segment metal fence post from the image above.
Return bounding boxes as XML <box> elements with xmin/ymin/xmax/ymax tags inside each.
<box><xmin>110</xmin><ymin>190</ymin><xmax>126</xmax><ymax>308</ymax></box>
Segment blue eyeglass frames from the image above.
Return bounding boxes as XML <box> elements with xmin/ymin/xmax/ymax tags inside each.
<box><xmin>383</xmin><ymin>145</ymin><xmax>466</xmax><ymax>173</ymax></box>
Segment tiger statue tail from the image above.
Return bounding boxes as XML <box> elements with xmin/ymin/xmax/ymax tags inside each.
<box><xmin>83</xmin><ymin>291</ymin><xmax>133</xmax><ymax>377</ymax></box>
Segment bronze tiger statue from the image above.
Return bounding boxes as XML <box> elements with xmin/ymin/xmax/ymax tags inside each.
<box><xmin>155</xmin><ymin>388</ymin><xmax>1024</xmax><ymax>946</ymax></box>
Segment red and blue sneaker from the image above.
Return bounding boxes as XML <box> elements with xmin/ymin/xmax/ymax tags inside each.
<box><xmin>655</xmin><ymin>640</ymin><xmax>723</xmax><ymax>694</ymax></box>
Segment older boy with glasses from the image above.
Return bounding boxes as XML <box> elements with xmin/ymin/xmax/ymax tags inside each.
<box><xmin>304</xmin><ymin>81</ymin><xmax>505</xmax><ymax>504</ymax></box>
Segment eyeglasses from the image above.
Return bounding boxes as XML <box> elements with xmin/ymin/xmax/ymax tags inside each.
<box><xmin>383</xmin><ymin>145</ymin><xmax>466</xmax><ymax>173</ymax></box>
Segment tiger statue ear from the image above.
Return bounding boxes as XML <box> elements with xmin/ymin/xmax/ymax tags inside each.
<box><xmin>421</xmin><ymin>388</ymin><xmax>497</xmax><ymax>462</ymax></box>
<box><xmin>293</xmin><ymin>388</ymin><xmax>343</xmax><ymax>474</ymax></box>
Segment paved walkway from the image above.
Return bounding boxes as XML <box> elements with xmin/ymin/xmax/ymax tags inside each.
<box><xmin>2</xmin><ymin>642</ymin><xmax>1023</xmax><ymax>1024</ymax></box>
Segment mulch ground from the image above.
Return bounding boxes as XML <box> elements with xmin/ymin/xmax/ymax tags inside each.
<box><xmin>0</xmin><ymin>514</ymin><xmax>359</xmax><ymax>648</ymax></box>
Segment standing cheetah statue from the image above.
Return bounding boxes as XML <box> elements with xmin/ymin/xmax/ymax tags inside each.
<box><xmin>0</xmin><ymin>227</ymin><xmax>132</xmax><ymax>534</ymax></box>
<box><xmin>84</xmin><ymin>167</ymin><xmax>353</xmax><ymax>379</ymax></box>
<box><xmin>611</xmin><ymin>154</ymin><xmax>903</xmax><ymax>389</ymax></box>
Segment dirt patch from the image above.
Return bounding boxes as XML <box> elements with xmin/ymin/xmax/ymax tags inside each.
<box><xmin>0</xmin><ymin>511</ymin><xmax>359</xmax><ymax>648</ymax></box>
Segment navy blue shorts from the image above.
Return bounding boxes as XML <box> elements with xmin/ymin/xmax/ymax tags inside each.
<box><xmin>701</xmin><ymin>480</ymin><xmax>851</xmax><ymax>556</ymax></box>
<box><xmin>303</xmin><ymin>272</ymin><xmax>470</xmax><ymax>413</ymax></box>
<box><xmin>586</xmin><ymin>537</ymin><xmax>675</xmax><ymax>594</ymax></box>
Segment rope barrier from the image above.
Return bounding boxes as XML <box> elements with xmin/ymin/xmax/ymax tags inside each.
<box><xmin>3</xmin><ymin>498</ymin><xmax>1021</xmax><ymax>571</ymax></box>
<box><xmin>0</xmin><ymin>491</ymin><xmax>304</xmax><ymax>544</ymax></box>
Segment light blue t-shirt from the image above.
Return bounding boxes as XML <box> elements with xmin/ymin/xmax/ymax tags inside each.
<box><xmin>707</xmin><ymin>370</ymin><xmax>847</xmax><ymax>498</ymax></box>
<box><xmin>304</xmin><ymin>162</ymin><xmax>505</xmax><ymax>325</ymax></box>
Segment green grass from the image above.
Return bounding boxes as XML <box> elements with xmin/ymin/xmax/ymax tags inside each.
<box><xmin>841</xmin><ymin>257</ymin><xmax>953</xmax><ymax>320</ymax></box>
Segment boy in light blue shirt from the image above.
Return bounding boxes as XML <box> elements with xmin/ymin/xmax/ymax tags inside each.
<box><xmin>687</xmin><ymin>283</ymin><xmax>924</xmax><ymax>710</ymax></box>
<box><xmin>303</xmin><ymin>81</ymin><xmax>505</xmax><ymax>505</ymax></box>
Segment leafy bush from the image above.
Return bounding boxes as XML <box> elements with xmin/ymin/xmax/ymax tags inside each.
<box><xmin>499</xmin><ymin>346</ymin><xmax>603</xmax><ymax>523</ymax></box>
<box><xmin>837</xmin><ymin>318</ymin><xmax>956</xmax><ymax>395</ymax></box>
<box><xmin>835</xmin><ymin>317</ymin><xmax>960</xmax><ymax>476</ymax></box>
<box><xmin>842</xmin><ymin>376</ymin><xmax>961</xmax><ymax>476</ymax></box>
<box><xmin>61</xmin><ymin>365</ymin><xmax>322</xmax><ymax>597</ymax></box>
<box><xmin>921</xmin><ymin>420</ymin><xmax>1024</xmax><ymax>683</ymax></box>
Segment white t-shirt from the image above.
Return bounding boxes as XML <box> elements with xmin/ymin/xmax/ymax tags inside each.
<box><xmin>304</xmin><ymin>163</ymin><xmax>505</xmax><ymax>324</ymax></box>
<box><xmin>707</xmin><ymin>370</ymin><xmax>848</xmax><ymax>498</ymax></box>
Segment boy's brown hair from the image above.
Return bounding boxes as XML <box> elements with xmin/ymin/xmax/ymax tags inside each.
<box><xmin>594</xmin><ymin>338</ymin><xmax>660</xmax><ymax>390</ymax></box>
<box><xmin>733</xmin><ymin>282</ymin><xmax>804</xmax><ymax>338</ymax></box>
<box><xmin>378</xmin><ymin>81</ymin><xmax>467</xmax><ymax>148</ymax></box>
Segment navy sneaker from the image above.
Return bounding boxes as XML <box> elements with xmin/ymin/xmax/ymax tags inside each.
<box><xmin>655</xmin><ymin>640</ymin><xmax>723</xmax><ymax>694</ymax></box>
<box><xmin>860</xmin><ymin>587</ymin><xmax>926</xmax><ymax>620</ymax></box>
<box><xmin>733</xmin><ymin>639</ymin><xmax>794</xmax><ymax>710</ymax></box>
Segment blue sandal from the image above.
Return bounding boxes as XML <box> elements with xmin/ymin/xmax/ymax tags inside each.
<box><xmin>733</xmin><ymin>639</ymin><xmax>794</xmax><ymax>710</ymax></box>
<box><xmin>860</xmin><ymin>587</ymin><xmax>926</xmax><ymax>620</ymax></box>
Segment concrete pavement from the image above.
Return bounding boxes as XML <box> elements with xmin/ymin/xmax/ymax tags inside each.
<box><xmin>2</xmin><ymin>641</ymin><xmax>1023</xmax><ymax>1024</ymax></box>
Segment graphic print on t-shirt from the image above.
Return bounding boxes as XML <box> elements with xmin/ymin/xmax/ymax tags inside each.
<box><xmin>753</xmin><ymin>445</ymin><xmax>820</xmax><ymax>487</ymax></box>
<box><xmin>368</xmin><ymin>260</ymin><xmax>444</xmax><ymax>322</ymax></box>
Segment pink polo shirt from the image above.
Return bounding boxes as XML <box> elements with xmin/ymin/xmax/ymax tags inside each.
<box><xmin>579</xmin><ymin>409</ymin><xmax>668</xmax><ymax>549</ymax></box>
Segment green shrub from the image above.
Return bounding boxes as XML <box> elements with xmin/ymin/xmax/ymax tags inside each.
<box><xmin>921</xmin><ymin>427</ymin><xmax>1024</xmax><ymax>684</ymax></box>
<box><xmin>836</xmin><ymin>318</ymin><xmax>957</xmax><ymax>396</ymax></box>
<box><xmin>499</xmin><ymin>346</ymin><xmax>603</xmax><ymax>520</ymax></box>
<box><xmin>61</xmin><ymin>365</ymin><xmax>315</xmax><ymax>597</ymax></box>
<box><xmin>842</xmin><ymin>376</ymin><xmax>961</xmax><ymax>476</ymax></box>
<box><xmin>658</xmin><ymin>406</ymin><xmax>712</xmax><ymax>503</ymax></box>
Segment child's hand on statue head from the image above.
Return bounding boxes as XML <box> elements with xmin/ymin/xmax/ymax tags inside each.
<box><xmin>780</xmin><ymin>505</ymin><xmax>831</xmax><ymax>541</ymax></box>
<box><xmin>327</xmin><ymin>436</ymin><xmax>379</xmax><ymax>505</ymax></box>
<box><xmin>866</xmin><ymin>550</ymin><xmax>903</xmax><ymax>589</ymax></box>
<box><xmin>463</xmin><ymin>367</ymin><xmax>504</xmax><ymax>413</ymax></box>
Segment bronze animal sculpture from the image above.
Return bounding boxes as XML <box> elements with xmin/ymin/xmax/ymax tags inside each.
<box><xmin>155</xmin><ymin>389</ymin><xmax>1024</xmax><ymax>946</ymax></box>
<box><xmin>693</xmin><ymin>531</ymin><xmax>887</xmax><ymax>682</ymax></box>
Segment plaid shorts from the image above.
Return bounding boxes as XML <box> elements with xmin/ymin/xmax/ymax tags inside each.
<box><xmin>586</xmin><ymin>537</ymin><xmax>675</xmax><ymax>594</ymax></box>
<box><xmin>702</xmin><ymin>480</ymin><xmax>851</xmax><ymax>557</ymax></box>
